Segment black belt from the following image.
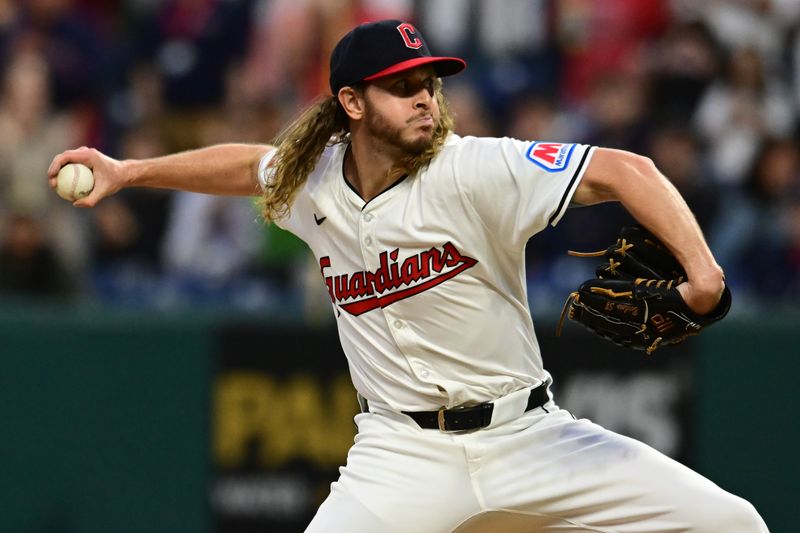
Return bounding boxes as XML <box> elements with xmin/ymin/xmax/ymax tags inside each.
<box><xmin>360</xmin><ymin>380</ymin><xmax>550</xmax><ymax>431</ymax></box>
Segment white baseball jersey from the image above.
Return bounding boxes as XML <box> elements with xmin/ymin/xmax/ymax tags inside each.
<box><xmin>258</xmin><ymin>135</ymin><xmax>768</xmax><ymax>533</ymax></box>
<box><xmin>259</xmin><ymin>134</ymin><xmax>595</xmax><ymax>411</ymax></box>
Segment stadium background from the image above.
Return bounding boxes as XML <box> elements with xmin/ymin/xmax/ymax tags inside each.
<box><xmin>0</xmin><ymin>1</ymin><xmax>798</xmax><ymax>532</ymax></box>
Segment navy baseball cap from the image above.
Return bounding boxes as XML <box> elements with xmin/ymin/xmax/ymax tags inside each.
<box><xmin>329</xmin><ymin>20</ymin><xmax>466</xmax><ymax>94</ymax></box>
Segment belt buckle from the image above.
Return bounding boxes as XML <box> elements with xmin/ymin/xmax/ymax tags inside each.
<box><xmin>437</xmin><ymin>404</ymin><xmax>493</xmax><ymax>431</ymax></box>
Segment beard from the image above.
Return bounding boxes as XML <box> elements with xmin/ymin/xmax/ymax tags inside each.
<box><xmin>364</xmin><ymin>100</ymin><xmax>436</xmax><ymax>156</ymax></box>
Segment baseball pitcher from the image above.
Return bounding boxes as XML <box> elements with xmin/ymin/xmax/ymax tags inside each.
<box><xmin>48</xmin><ymin>20</ymin><xmax>767</xmax><ymax>533</ymax></box>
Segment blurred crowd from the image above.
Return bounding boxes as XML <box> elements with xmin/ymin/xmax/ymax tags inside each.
<box><xmin>1</xmin><ymin>0</ymin><xmax>799</xmax><ymax>317</ymax></box>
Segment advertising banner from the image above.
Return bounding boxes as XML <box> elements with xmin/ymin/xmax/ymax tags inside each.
<box><xmin>212</xmin><ymin>324</ymin><xmax>357</xmax><ymax>532</ymax></box>
<box><xmin>211</xmin><ymin>322</ymin><xmax>694</xmax><ymax>532</ymax></box>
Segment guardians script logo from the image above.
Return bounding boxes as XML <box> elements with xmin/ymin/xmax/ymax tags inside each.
<box><xmin>320</xmin><ymin>242</ymin><xmax>478</xmax><ymax>316</ymax></box>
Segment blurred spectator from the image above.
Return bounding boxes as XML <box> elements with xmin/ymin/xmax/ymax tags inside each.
<box><xmin>646</xmin><ymin>124</ymin><xmax>720</xmax><ymax>232</ymax></box>
<box><xmin>554</xmin><ymin>0</ymin><xmax>670</xmax><ymax>105</ymax></box>
<box><xmin>0</xmin><ymin>40</ymin><xmax>90</xmax><ymax>276</ymax></box>
<box><xmin>241</xmin><ymin>0</ymin><xmax>324</xmax><ymax>105</ymax></box>
<box><xmin>161</xmin><ymin>192</ymin><xmax>260</xmax><ymax>281</ymax></box>
<box><xmin>420</xmin><ymin>0</ymin><xmax>548</xmax><ymax>59</ymax></box>
<box><xmin>791</xmin><ymin>22</ymin><xmax>800</xmax><ymax>115</ymax></box>
<box><xmin>243</xmin><ymin>0</ymin><xmax>412</xmax><ymax>106</ymax></box>
<box><xmin>419</xmin><ymin>0</ymin><xmax>557</xmax><ymax>120</ymax></box>
<box><xmin>129</xmin><ymin>0</ymin><xmax>256</xmax><ymax>153</ymax></box>
<box><xmin>4</xmin><ymin>0</ymin><xmax>114</xmax><ymax>141</ymax></box>
<box><xmin>0</xmin><ymin>0</ymin><xmax>21</xmax><ymax>49</ymax></box>
<box><xmin>780</xmin><ymin>198</ymin><xmax>800</xmax><ymax>296</ymax></box>
<box><xmin>0</xmin><ymin>0</ymin><xmax>798</xmax><ymax>310</ymax></box>
<box><xmin>648</xmin><ymin>21</ymin><xmax>721</xmax><ymax>124</ymax></box>
<box><xmin>693</xmin><ymin>46</ymin><xmax>795</xmax><ymax>185</ymax></box>
<box><xmin>160</xmin><ymin>62</ymin><xmax>268</xmax><ymax>283</ymax></box>
<box><xmin>582</xmin><ymin>71</ymin><xmax>650</xmax><ymax>154</ymax></box>
<box><xmin>91</xmin><ymin>120</ymin><xmax>171</xmax><ymax>276</ymax></box>
<box><xmin>208</xmin><ymin>62</ymin><xmax>285</xmax><ymax>146</ymax></box>
<box><xmin>91</xmin><ymin>196</ymin><xmax>144</xmax><ymax>268</ymax></box>
<box><xmin>0</xmin><ymin>212</ymin><xmax>73</xmax><ymax>296</ymax></box>
<box><xmin>744</xmin><ymin>194</ymin><xmax>800</xmax><ymax>301</ymax></box>
<box><xmin>135</xmin><ymin>0</ymin><xmax>254</xmax><ymax>110</ymax></box>
<box><xmin>106</xmin><ymin>62</ymin><xmax>165</xmax><ymax>136</ymax></box>
<box><xmin>709</xmin><ymin>137</ymin><xmax>800</xmax><ymax>297</ymax></box>
<box><xmin>674</xmin><ymin>0</ymin><xmax>800</xmax><ymax>72</ymax></box>
<box><xmin>445</xmin><ymin>82</ymin><xmax>495</xmax><ymax>137</ymax></box>
<box><xmin>506</xmin><ymin>91</ymin><xmax>584</xmax><ymax>143</ymax></box>
<box><xmin>215</xmin><ymin>62</ymin><xmax>314</xmax><ymax>293</ymax></box>
<box><xmin>0</xmin><ymin>44</ymin><xmax>80</xmax><ymax>210</ymax></box>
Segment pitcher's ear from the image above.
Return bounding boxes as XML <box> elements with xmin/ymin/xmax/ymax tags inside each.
<box><xmin>338</xmin><ymin>86</ymin><xmax>365</xmax><ymax>121</ymax></box>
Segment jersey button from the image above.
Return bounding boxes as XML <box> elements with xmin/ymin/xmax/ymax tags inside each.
<box><xmin>363</xmin><ymin>213</ymin><xmax>373</xmax><ymax>222</ymax></box>
<box><xmin>420</xmin><ymin>369</ymin><xmax>430</xmax><ymax>379</ymax></box>
<box><xmin>364</xmin><ymin>236</ymin><xmax>373</xmax><ymax>246</ymax></box>
<box><xmin>393</xmin><ymin>319</ymin><xmax>404</xmax><ymax>329</ymax></box>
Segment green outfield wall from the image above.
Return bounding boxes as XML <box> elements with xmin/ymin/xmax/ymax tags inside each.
<box><xmin>0</xmin><ymin>303</ymin><xmax>795</xmax><ymax>533</ymax></box>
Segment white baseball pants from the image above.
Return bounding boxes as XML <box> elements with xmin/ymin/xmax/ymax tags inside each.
<box><xmin>305</xmin><ymin>402</ymin><xmax>768</xmax><ymax>532</ymax></box>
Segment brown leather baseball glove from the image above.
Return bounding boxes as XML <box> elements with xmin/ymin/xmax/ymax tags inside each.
<box><xmin>557</xmin><ymin>226</ymin><xmax>731</xmax><ymax>354</ymax></box>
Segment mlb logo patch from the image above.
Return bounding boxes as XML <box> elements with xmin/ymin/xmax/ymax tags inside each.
<box><xmin>526</xmin><ymin>142</ymin><xmax>575</xmax><ymax>172</ymax></box>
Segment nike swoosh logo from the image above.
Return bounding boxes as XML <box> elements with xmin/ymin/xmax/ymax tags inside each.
<box><xmin>314</xmin><ymin>213</ymin><xmax>327</xmax><ymax>226</ymax></box>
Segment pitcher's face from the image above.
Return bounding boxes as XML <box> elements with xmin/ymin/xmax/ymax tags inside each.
<box><xmin>362</xmin><ymin>66</ymin><xmax>441</xmax><ymax>155</ymax></box>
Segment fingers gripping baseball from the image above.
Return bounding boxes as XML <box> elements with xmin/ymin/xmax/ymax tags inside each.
<box><xmin>47</xmin><ymin>147</ymin><xmax>126</xmax><ymax>207</ymax></box>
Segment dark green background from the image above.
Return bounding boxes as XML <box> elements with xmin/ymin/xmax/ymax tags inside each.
<box><xmin>0</xmin><ymin>303</ymin><xmax>795</xmax><ymax>533</ymax></box>
<box><xmin>0</xmin><ymin>304</ymin><xmax>211</xmax><ymax>533</ymax></box>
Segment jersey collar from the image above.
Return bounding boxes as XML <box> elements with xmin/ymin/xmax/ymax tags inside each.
<box><xmin>340</xmin><ymin>143</ymin><xmax>410</xmax><ymax>211</ymax></box>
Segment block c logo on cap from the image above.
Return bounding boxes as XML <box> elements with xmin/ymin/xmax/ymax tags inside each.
<box><xmin>397</xmin><ymin>23</ymin><xmax>423</xmax><ymax>49</ymax></box>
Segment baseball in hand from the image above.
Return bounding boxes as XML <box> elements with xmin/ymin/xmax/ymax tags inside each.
<box><xmin>56</xmin><ymin>163</ymin><xmax>94</xmax><ymax>201</ymax></box>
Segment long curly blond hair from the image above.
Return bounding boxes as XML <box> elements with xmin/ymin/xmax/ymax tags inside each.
<box><xmin>260</xmin><ymin>79</ymin><xmax>454</xmax><ymax>222</ymax></box>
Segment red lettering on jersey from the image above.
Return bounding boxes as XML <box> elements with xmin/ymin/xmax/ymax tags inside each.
<box><xmin>397</xmin><ymin>23</ymin><xmax>423</xmax><ymax>49</ymax></box>
<box><xmin>532</xmin><ymin>143</ymin><xmax>560</xmax><ymax>165</ymax></box>
<box><xmin>319</xmin><ymin>242</ymin><xmax>478</xmax><ymax>316</ymax></box>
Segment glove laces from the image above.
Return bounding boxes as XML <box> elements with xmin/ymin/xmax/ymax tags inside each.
<box><xmin>567</xmin><ymin>238</ymin><xmax>634</xmax><ymax>258</ymax></box>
